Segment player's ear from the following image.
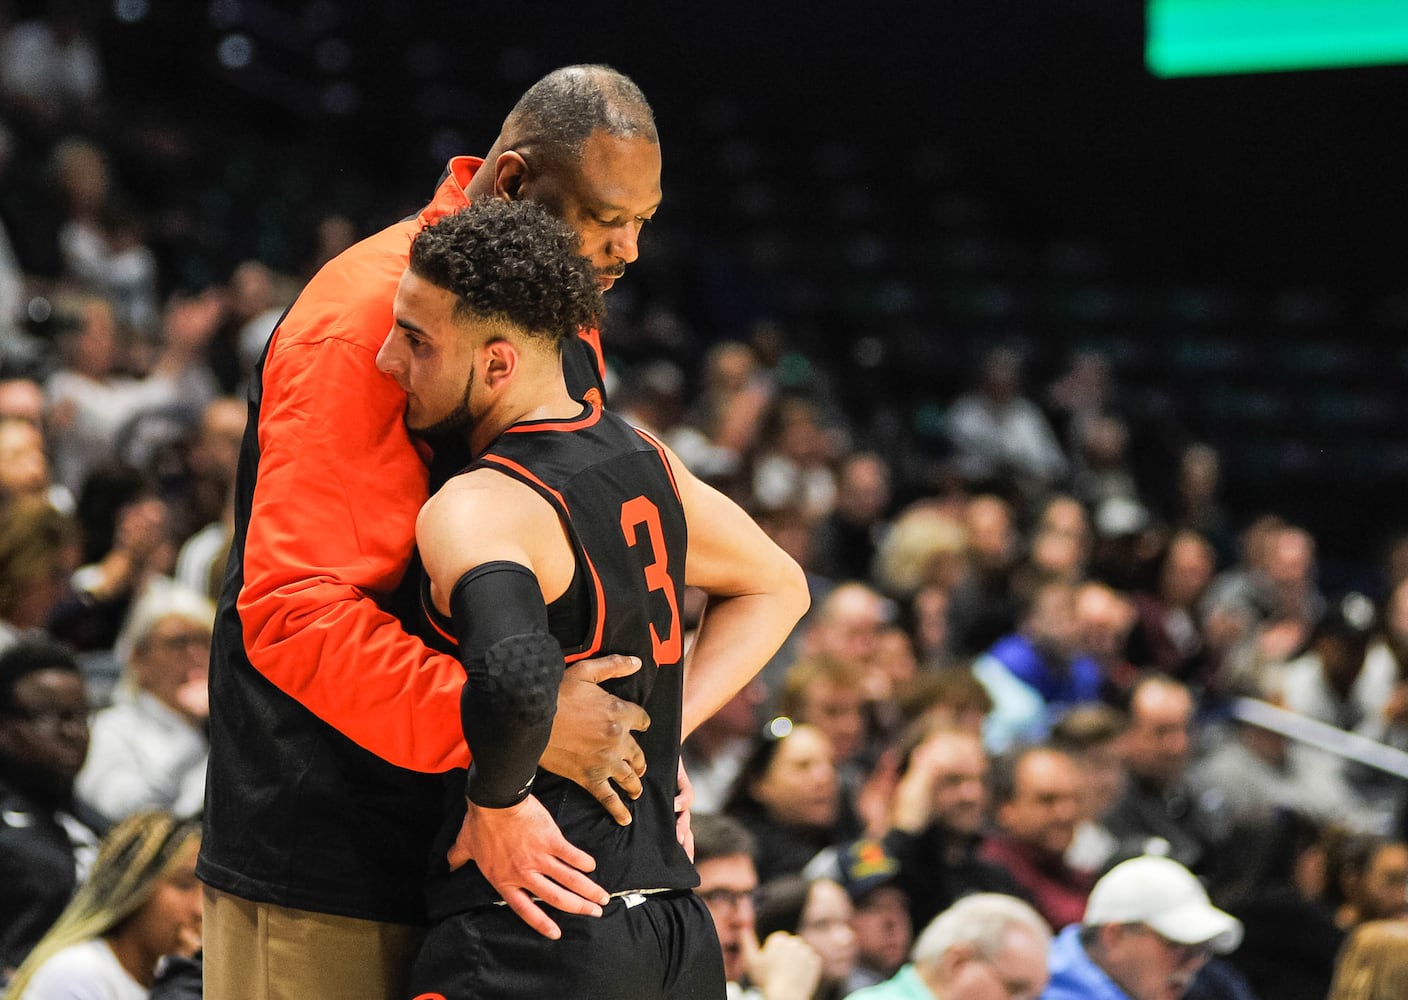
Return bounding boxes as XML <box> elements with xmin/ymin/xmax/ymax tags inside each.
<box><xmin>481</xmin><ymin>338</ymin><xmax>519</xmax><ymax>387</ymax></box>
<box><xmin>493</xmin><ymin>151</ymin><xmax>530</xmax><ymax>202</ymax></box>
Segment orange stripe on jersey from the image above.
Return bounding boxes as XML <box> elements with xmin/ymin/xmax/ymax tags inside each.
<box><xmin>578</xmin><ymin>327</ymin><xmax>607</xmax><ymax>384</ymax></box>
<box><xmin>478</xmin><ymin>454</ymin><xmax>608</xmax><ymax>661</ymax></box>
<box><xmin>422</xmin><ymin>587</ymin><xmax>458</xmax><ymax>647</ymax></box>
<box><xmin>505</xmin><ymin>399</ymin><xmax>603</xmax><ymax>435</ymax></box>
<box><xmin>632</xmin><ymin>428</ymin><xmax>682</xmax><ymax>504</ymax></box>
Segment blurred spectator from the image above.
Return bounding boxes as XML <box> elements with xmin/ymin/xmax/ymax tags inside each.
<box><xmin>1043</xmin><ymin>855</ymin><xmax>1244</xmax><ymax>1000</ymax></box>
<box><xmin>44</xmin><ymin>138</ymin><xmax>159</xmax><ymax>336</ymax></box>
<box><xmin>978</xmin><ymin>745</ymin><xmax>1093</xmax><ymax>931</ymax></box>
<box><xmin>1087</xmin><ymin>495</ymin><xmax>1160</xmax><ymax>594</ymax></box>
<box><xmin>0</xmin><ymin>377</ymin><xmax>44</xmax><ymax>425</ymax></box>
<box><xmin>0</xmin><ymin>498</ymin><xmax>79</xmax><ymax>652</ymax></box>
<box><xmin>303</xmin><ymin>212</ymin><xmax>359</xmax><ymax>279</ymax></box>
<box><xmin>74</xmin><ymin>580</ymin><xmax>213</xmax><ymax>824</ymax></box>
<box><xmin>1046</xmin><ymin>348</ymin><xmax>1118</xmax><ymax>461</ymax></box>
<box><xmin>1205</xmin><ymin>809</ymin><xmax>1343</xmax><ymax>1000</ymax></box>
<box><xmin>1049</xmin><ymin>704</ymin><xmax>1128</xmax><ymax>874</ymax></box>
<box><xmin>0</xmin><ymin>1</ymin><xmax>103</xmax><ymax>125</ymax></box>
<box><xmin>1127</xmin><ymin>530</ymin><xmax>1218</xmax><ymax>689</ymax></box>
<box><xmin>724</xmin><ymin>720</ymin><xmax>862</xmax><ymax>882</ymax></box>
<box><xmin>871</xmin><ymin>502</ymin><xmax>968</xmax><ymax>668</ymax></box>
<box><xmin>1035</xmin><ymin>495</ymin><xmax>1093</xmax><ymax>567</ymax></box>
<box><xmin>1280</xmin><ymin>592</ymin><xmax>1406</xmax><ymax>832</ymax></box>
<box><xmin>44</xmin><ymin>294</ymin><xmax>218</xmax><ymax>496</ymax></box>
<box><xmin>2</xmin><ymin>810</ymin><xmax>201</xmax><ymax>998</ymax></box>
<box><xmin>892</xmin><ymin>668</ymin><xmax>993</xmax><ymax>740</ymax></box>
<box><xmin>1072</xmin><ymin>581</ymin><xmax>1138</xmax><ymax>702</ymax></box>
<box><xmin>753</xmin><ymin>874</ymin><xmax>863</xmax><ymax>1000</ymax></box>
<box><xmin>1166</xmin><ymin>442</ymin><xmax>1235</xmax><ymax>567</ymax></box>
<box><xmin>814</xmin><ymin>451</ymin><xmax>893</xmax><ymax>583</ymax></box>
<box><xmin>876</xmin><ymin>725</ymin><xmax>1022</xmax><ymax>932</ymax></box>
<box><xmin>1323</xmin><ymin>831</ymin><xmax>1408</xmax><ymax>931</ymax></box>
<box><xmin>692</xmin><ymin>811</ymin><xmax>823</xmax><ymax>1000</ymax></box>
<box><xmin>946</xmin><ymin>346</ymin><xmax>1068</xmax><ymax>508</ymax></box>
<box><xmin>753</xmin><ymin>395</ymin><xmax>840</xmax><ymax>521</ymax></box>
<box><xmin>866</xmin><ymin>627</ymin><xmax>920</xmax><ymax>738</ymax></box>
<box><xmin>49</xmin><ymin>473</ymin><xmax>174</xmax><ymax>653</ymax></box>
<box><xmin>684</xmin><ymin>678</ymin><xmax>768</xmax><ymax>814</ymax></box>
<box><xmin>1326</xmin><ymin>919</ymin><xmax>1408</xmax><ymax>1000</ymax></box>
<box><xmin>802</xmin><ymin>838</ymin><xmax>913</xmax><ymax>990</ymax></box>
<box><xmin>1070</xmin><ymin>413</ymin><xmax>1140</xmax><ymax>514</ymax></box>
<box><xmin>796</xmin><ymin>581</ymin><xmax>895</xmax><ymax>678</ymax></box>
<box><xmin>1105</xmin><ymin>674</ymin><xmax>1222</xmax><ymax>871</ymax></box>
<box><xmin>0</xmin><ymin>636</ymin><xmax>103</xmax><ymax>977</ymax></box>
<box><xmin>971</xmin><ymin>580</ymin><xmax>1102</xmax><ymax>752</ymax></box>
<box><xmin>206</xmin><ymin>261</ymin><xmax>291</xmax><ymax>395</ymax></box>
<box><xmin>0</xmin><ymin>416</ymin><xmax>73</xmax><ymax>515</ymax></box>
<box><xmin>846</xmin><ymin>892</ymin><xmax>1051</xmax><ymax>1000</ymax></box>
<box><xmin>1206</xmin><ymin>521</ymin><xmax>1324</xmax><ymax>687</ymax></box>
<box><xmin>779</xmin><ymin>655</ymin><xmax>874</xmax><ymax>795</ymax></box>
<box><xmin>168</xmin><ymin>394</ymin><xmax>245</xmax><ymax>546</ymax></box>
<box><xmin>1188</xmin><ymin>664</ymin><xmax>1378</xmax><ymax>833</ymax></box>
<box><xmin>684</xmin><ymin>340</ymin><xmax>774</xmax><ymax>483</ymax></box>
<box><xmin>872</xmin><ymin>501</ymin><xmax>968</xmax><ymax>606</ymax></box>
<box><xmin>947</xmin><ymin>494</ymin><xmax>1023</xmax><ymax>658</ymax></box>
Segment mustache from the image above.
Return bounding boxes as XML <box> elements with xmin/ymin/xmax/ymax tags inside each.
<box><xmin>599</xmin><ymin>263</ymin><xmax>626</xmax><ymax>279</ymax></box>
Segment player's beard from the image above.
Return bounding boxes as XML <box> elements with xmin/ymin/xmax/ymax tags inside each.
<box><xmin>418</xmin><ymin>364</ymin><xmax>476</xmax><ymax>438</ymax></box>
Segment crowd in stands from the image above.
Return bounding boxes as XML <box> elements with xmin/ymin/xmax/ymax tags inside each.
<box><xmin>3</xmin><ymin>5</ymin><xmax>1408</xmax><ymax>999</ymax></box>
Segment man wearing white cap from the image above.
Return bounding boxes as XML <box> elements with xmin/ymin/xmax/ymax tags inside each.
<box><xmin>1042</xmin><ymin>855</ymin><xmax>1243</xmax><ymax>1000</ymax></box>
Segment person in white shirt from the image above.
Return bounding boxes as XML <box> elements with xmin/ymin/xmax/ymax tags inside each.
<box><xmin>5</xmin><ymin>810</ymin><xmax>202</xmax><ymax>1000</ymax></box>
<box><xmin>75</xmin><ymin>581</ymin><xmax>212</xmax><ymax>824</ymax></box>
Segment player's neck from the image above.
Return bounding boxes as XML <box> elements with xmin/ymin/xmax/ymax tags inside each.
<box><xmin>468</xmin><ymin>369</ymin><xmax>578</xmax><ymax>455</ymax></box>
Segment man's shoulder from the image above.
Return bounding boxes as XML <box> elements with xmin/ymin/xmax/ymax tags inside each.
<box><xmin>272</xmin><ymin>216</ymin><xmax>421</xmax><ymax>352</ymax></box>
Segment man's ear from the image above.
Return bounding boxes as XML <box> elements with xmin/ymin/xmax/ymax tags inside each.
<box><xmin>481</xmin><ymin>338</ymin><xmax>519</xmax><ymax>388</ymax></box>
<box><xmin>937</xmin><ymin>941</ymin><xmax>978</xmax><ymax>982</ymax></box>
<box><xmin>493</xmin><ymin>151</ymin><xmax>530</xmax><ymax>201</ymax></box>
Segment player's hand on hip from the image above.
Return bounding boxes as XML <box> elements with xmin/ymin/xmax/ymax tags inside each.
<box><xmin>448</xmin><ymin>796</ymin><xmax>608</xmax><ymax>940</ymax></box>
<box><xmin>541</xmin><ymin>654</ymin><xmax>651</xmax><ymax>826</ymax></box>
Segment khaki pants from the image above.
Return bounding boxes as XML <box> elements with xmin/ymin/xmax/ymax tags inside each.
<box><xmin>203</xmin><ymin>886</ymin><xmax>425</xmax><ymax>1000</ymax></box>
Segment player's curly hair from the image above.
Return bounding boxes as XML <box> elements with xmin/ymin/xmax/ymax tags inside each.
<box><xmin>409</xmin><ymin>199</ymin><xmax>602</xmax><ymax>348</ymax></box>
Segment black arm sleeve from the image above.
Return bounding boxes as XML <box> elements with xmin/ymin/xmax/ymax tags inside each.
<box><xmin>451</xmin><ymin>560</ymin><xmax>565</xmax><ymax>809</ymax></box>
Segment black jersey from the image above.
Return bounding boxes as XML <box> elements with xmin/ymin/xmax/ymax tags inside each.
<box><xmin>421</xmin><ymin>401</ymin><xmax>694</xmax><ymax>918</ymax></box>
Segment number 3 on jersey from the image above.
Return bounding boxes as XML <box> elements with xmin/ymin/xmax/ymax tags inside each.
<box><xmin>620</xmin><ymin>495</ymin><xmax>683</xmax><ymax>666</ymax></box>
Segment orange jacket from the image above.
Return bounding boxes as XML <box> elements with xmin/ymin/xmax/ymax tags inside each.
<box><xmin>236</xmin><ymin>159</ymin><xmax>482</xmax><ymax>773</ymax></box>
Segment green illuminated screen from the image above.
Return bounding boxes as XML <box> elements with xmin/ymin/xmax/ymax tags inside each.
<box><xmin>1147</xmin><ymin>0</ymin><xmax>1408</xmax><ymax>77</ymax></box>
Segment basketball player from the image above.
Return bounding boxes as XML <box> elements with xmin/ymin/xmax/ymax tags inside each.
<box><xmin>376</xmin><ymin>200</ymin><xmax>809</xmax><ymax>997</ymax></box>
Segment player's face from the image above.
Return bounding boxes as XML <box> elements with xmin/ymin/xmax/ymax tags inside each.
<box><xmin>527</xmin><ymin>131</ymin><xmax>661</xmax><ymax>292</ymax></box>
<box><xmin>377</xmin><ymin>270</ymin><xmax>481</xmax><ymax>435</ymax></box>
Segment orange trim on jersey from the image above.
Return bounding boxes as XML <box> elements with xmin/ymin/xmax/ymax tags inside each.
<box><xmin>477</xmin><ymin>454</ymin><xmax>607</xmax><ymax>661</ymax></box>
<box><xmin>632</xmin><ymin>428</ymin><xmax>682</xmax><ymax>504</ymax></box>
<box><xmin>504</xmin><ymin>399</ymin><xmax>603</xmax><ymax>435</ymax></box>
<box><xmin>579</xmin><ymin>327</ymin><xmax>607</xmax><ymax>384</ymax></box>
<box><xmin>422</xmin><ymin>587</ymin><xmax>458</xmax><ymax>647</ymax></box>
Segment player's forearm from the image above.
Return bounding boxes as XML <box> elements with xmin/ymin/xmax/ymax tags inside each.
<box><xmin>452</xmin><ymin>561</ymin><xmax>565</xmax><ymax>807</ymax></box>
<box><xmin>681</xmin><ymin>586</ymin><xmax>808</xmax><ymax>738</ymax></box>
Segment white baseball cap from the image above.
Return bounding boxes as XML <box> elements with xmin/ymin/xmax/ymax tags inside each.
<box><xmin>1083</xmin><ymin>856</ymin><xmax>1243</xmax><ymax>954</ymax></box>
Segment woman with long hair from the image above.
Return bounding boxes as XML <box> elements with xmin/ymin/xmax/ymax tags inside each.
<box><xmin>4</xmin><ymin>810</ymin><xmax>201</xmax><ymax>999</ymax></box>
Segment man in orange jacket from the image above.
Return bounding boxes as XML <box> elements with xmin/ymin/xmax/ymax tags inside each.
<box><xmin>198</xmin><ymin>65</ymin><xmax>665</xmax><ymax>1000</ymax></box>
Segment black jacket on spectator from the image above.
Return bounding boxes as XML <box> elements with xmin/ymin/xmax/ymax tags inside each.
<box><xmin>0</xmin><ymin>768</ymin><xmax>106</xmax><ymax>974</ymax></box>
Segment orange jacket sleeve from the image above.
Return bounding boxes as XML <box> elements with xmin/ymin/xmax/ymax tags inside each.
<box><xmin>236</xmin><ymin>224</ymin><xmax>470</xmax><ymax>774</ymax></box>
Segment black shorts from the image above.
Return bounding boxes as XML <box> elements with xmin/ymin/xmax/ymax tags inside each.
<box><xmin>408</xmin><ymin>890</ymin><xmax>725</xmax><ymax>1000</ymax></box>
